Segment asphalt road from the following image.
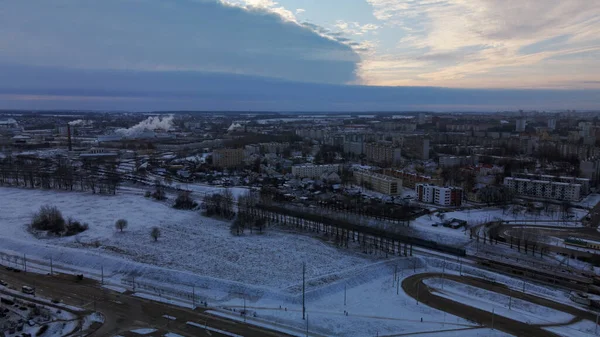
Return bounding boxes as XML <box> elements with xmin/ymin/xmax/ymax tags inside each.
<box><xmin>0</xmin><ymin>268</ymin><xmax>293</xmax><ymax>337</ymax></box>
<box><xmin>402</xmin><ymin>272</ymin><xmax>598</xmax><ymax>337</ymax></box>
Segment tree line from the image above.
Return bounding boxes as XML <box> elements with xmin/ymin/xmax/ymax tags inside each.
<box><xmin>0</xmin><ymin>156</ymin><xmax>120</xmax><ymax>194</ymax></box>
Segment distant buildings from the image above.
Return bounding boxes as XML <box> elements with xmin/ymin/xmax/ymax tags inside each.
<box><xmin>515</xmin><ymin>119</ymin><xmax>527</xmax><ymax>132</ymax></box>
<box><xmin>438</xmin><ymin>155</ymin><xmax>478</xmax><ymax>168</ymax></box>
<box><xmin>365</xmin><ymin>142</ymin><xmax>402</xmax><ymax>165</ymax></box>
<box><xmin>399</xmin><ymin>135</ymin><xmax>430</xmax><ymax>160</ymax></box>
<box><xmin>354</xmin><ymin>170</ymin><xmax>402</xmax><ymax>195</ymax></box>
<box><xmin>415</xmin><ymin>184</ymin><xmax>463</xmax><ymax>206</ymax></box>
<box><xmin>292</xmin><ymin>164</ymin><xmax>340</xmax><ymax>179</ymax></box>
<box><xmin>382</xmin><ymin>169</ymin><xmax>442</xmax><ymax>189</ymax></box>
<box><xmin>212</xmin><ymin>148</ymin><xmax>244</xmax><ymax>168</ymax></box>
<box><xmin>503</xmin><ymin>174</ymin><xmax>589</xmax><ymax>201</ymax></box>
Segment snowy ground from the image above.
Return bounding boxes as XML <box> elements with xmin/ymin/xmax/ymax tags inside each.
<box><xmin>0</xmin><ymin>187</ymin><xmax>371</xmax><ymax>291</ymax></box>
<box><xmin>544</xmin><ymin>319</ymin><xmax>600</xmax><ymax>337</ymax></box>
<box><xmin>1</xmin><ymin>186</ymin><xmax>584</xmax><ymax>336</ymax></box>
<box><xmin>424</xmin><ymin>278</ymin><xmax>573</xmax><ymax>325</ymax></box>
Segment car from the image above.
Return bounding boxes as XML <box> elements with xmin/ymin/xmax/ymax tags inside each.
<box><xmin>51</xmin><ymin>299</ymin><xmax>61</xmax><ymax>304</ymax></box>
<box><xmin>21</xmin><ymin>286</ymin><xmax>35</xmax><ymax>295</ymax></box>
<box><xmin>0</xmin><ymin>280</ymin><xmax>7</xmax><ymax>286</ymax></box>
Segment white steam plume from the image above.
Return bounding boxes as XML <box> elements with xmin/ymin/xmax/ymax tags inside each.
<box><xmin>115</xmin><ymin>115</ymin><xmax>174</xmax><ymax>137</ymax></box>
<box><xmin>68</xmin><ymin>119</ymin><xmax>86</xmax><ymax>126</ymax></box>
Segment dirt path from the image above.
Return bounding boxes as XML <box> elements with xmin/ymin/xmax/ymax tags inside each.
<box><xmin>402</xmin><ymin>272</ymin><xmax>595</xmax><ymax>337</ymax></box>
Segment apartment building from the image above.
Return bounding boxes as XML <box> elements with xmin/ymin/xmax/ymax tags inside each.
<box><xmin>382</xmin><ymin>169</ymin><xmax>442</xmax><ymax>188</ymax></box>
<box><xmin>503</xmin><ymin>177</ymin><xmax>582</xmax><ymax>201</ymax></box>
<box><xmin>354</xmin><ymin>170</ymin><xmax>402</xmax><ymax>195</ymax></box>
<box><xmin>581</xmin><ymin>157</ymin><xmax>600</xmax><ymax>186</ymax></box>
<box><xmin>512</xmin><ymin>173</ymin><xmax>590</xmax><ymax>196</ymax></box>
<box><xmin>292</xmin><ymin>164</ymin><xmax>340</xmax><ymax>179</ymax></box>
<box><xmin>399</xmin><ymin>135</ymin><xmax>430</xmax><ymax>160</ymax></box>
<box><xmin>212</xmin><ymin>148</ymin><xmax>245</xmax><ymax>168</ymax></box>
<box><xmin>415</xmin><ymin>184</ymin><xmax>463</xmax><ymax>206</ymax></box>
<box><xmin>364</xmin><ymin>142</ymin><xmax>402</xmax><ymax>165</ymax></box>
<box><xmin>439</xmin><ymin>155</ymin><xmax>478</xmax><ymax>168</ymax></box>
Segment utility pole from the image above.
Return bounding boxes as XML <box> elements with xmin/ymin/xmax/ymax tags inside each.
<box><xmin>50</xmin><ymin>257</ymin><xmax>53</xmax><ymax>276</ymax></box>
<box><xmin>416</xmin><ymin>282</ymin><xmax>420</xmax><ymax>305</ymax></box>
<box><xmin>595</xmin><ymin>311</ymin><xmax>599</xmax><ymax>335</ymax></box>
<box><xmin>243</xmin><ymin>296</ymin><xmax>246</xmax><ymax>323</ymax></box>
<box><xmin>396</xmin><ymin>278</ymin><xmax>400</xmax><ymax>295</ymax></box>
<box><xmin>509</xmin><ymin>290</ymin><xmax>512</xmax><ymax>310</ymax></box>
<box><xmin>101</xmin><ymin>266</ymin><xmax>104</xmax><ymax>285</ymax></box>
<box><xmin>192</xmin><ymin>286</ymin><xmax>196</xmax><ymax>308</ymax></box>
<box><xmin>491</xmin><ymin>308</ymin><xmax>495</xmax><ymax>330</ymax></box>
<box><xmin>305</xmin><ymin>313</ymin><xmax>309</xmax><ymax>337</ymax></box>
<box><xmin>302</xmin><ymin>262</ymin><xmax>306</xmax><ymax>320</ymax></box>
<box><xmin>23</xmin><ymin>254</ymin><xmax>26</xmax><ymax>272</ymax></box>
<box><xmin>344</xmin><ymin>284</ymin><xmax>346</xmax><ymax>306</ymax></box>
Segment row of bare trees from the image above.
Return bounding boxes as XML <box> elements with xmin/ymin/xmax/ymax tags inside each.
<box><xmin>0</xmin><ymin>156</ymin><xmax>120</xmax><ymax>194</ymax></box>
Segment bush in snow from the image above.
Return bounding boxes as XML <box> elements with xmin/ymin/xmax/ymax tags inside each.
<box><xmin>173</xmin><ymin>191</ymin><xmax>198</xmax><ymax>210</ymax></box>
<box><xmin>30</xmin><ymin>205</ymin><xmax>88</xmax><ymax>237</ymax></box>
<box><xmin>115</xmin><ymin>219</ymin><xmax>128</xmax><ymax>232</ymax></box>
<box><xmin>150</xmin><ymin>227</ymin><xmax>161</xmax><ymax>241</ymax></box>
<box><xmin>64</xmin><ymin>218</ymin><xmax>89</xmax><ymax>236</ymax></box>
<box><xmin>31</xmin><ymin>205</ymin><xmax>65</xmax><ymax>235</ymax></box>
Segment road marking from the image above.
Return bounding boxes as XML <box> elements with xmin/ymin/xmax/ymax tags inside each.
<box><xmin>187</xmin><ymin>321</ymin><xmax>243</xmax><ymax>337</ymax></box>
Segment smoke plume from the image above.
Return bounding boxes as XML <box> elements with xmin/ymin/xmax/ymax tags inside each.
<box><xmin>115</xmin><ymin>115</ymin><xmax>174</xmax><ymax>137</ymax></box>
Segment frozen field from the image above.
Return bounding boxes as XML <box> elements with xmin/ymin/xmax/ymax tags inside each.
<box><xmin>0</xmin><ymin>187</ymin><xmax>372</xmax><ymax>290</ymax></box>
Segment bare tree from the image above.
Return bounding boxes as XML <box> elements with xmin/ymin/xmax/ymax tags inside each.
<box><xmin>115</xmin><ymin>219</ymin><xmax>128</xmax><ymax>232</ymax></box>
<box><xmin>150</xmin><ymin>227</ymin><xmax>161</xmax><ymax>242</ymax></box>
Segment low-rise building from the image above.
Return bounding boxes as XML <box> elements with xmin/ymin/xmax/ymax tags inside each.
<box><xmin>503</xmin><ymin>177</ymin><xmax>583</xmax><ymax>201</ymax></box>
<box><xmin>415</xmin><ymin>184</ymin><xmax>463</xmax><ymax>206</ymax></box>
<box><xmin>382</xmin><ymin>169</ymin><xmax>442</xmax><ymax>188</ymax></box>
<box><xmin>354</xmin><ymin>170</ymin><xmax>402</xmax><ymax>195</ymax></box>
<box><xmin>292</xmin><ymin>164</ymin><xmax>340</xmax><ymax>179</ymax></box>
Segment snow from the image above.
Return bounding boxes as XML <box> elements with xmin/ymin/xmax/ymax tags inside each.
<box><xmin>134</xmin><ymin>293</ymin><xmax>195</xmax><ymax>309</ymax></box>
<box><xmin>131</xmin><ymin>328</ymin><xmax>158</xmax><ymax>334</ymax></box>
<box><xmin>164</xmin><ymin>333</ymin><xmax>185</xmax><ymax>337</ymax></box>
<box><xmin>544</xmin><ymin>319</ymin><xmax>599</xmax><ymax>337</ymax></box>
<box><xmin>199</xmin><ymin>313</ymin><xmax>304</xmax><ymax>337</ymax></box>
<box><xmin>103</xmin><ymin>285</ymin><xmax>127</xmax><ymax>293</ymax></box>
<box><xmin>424</xmin><ymin>278</ymin><xmax>573</xmax><ymax>325</ymax></box>
<box><xmin>162</xmin><ymin>315</ymin><xmax>176</xmax><ymax>320</ymax></box>
<box><xmin>0</xmin><ymin>187</ymin><xmax>370</xmax><ymax>291</ymax></box>
<box><xmin>187</xmin><ymin>321</ymin><xmax>243</xmax><ymax>337</ymax></box>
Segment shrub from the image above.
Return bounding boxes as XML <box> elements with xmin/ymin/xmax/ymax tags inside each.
<box><xmin>30</xmin><ymin>206</ymin><xmax>88</xmax><ymax>237</ymax></box>
<box><xmin>150</xmin><ymin>227</ymin><xmax>161</xmax><ymax>241</ymax></box>
<box><xmin>173</xmin><ymin>191</ymin><xmax>198</xmax><ymax>210</ymax></box>
<box><xmin>115</xmin><ymin>219</ymin><xmax>128</xmax><ymax>232</ymax></box>
<box><xmin>152</xmin><ymin>188</ymin><xmax>166</xmax><ymax>201</ymax></box>
<box><xmin>31</xmin><ymin>205</ymin><xmax>65</xmax><ymax>235</ymax></box>
<box><xmin>64</xmin><ymin>218</ymin><xmax>89</xmax><ymax>236</ymax></box>
<box><xmin>144</xmin><ymin>191</ymin><xmax>151</xmax><ymax>198</ymax></box>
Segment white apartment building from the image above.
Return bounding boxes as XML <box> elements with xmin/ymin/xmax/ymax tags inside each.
<box><xmin>292</xmin><ymin>164</ymin><xmax>340</xmax><ymax>179</ymax></box>
<box><xmin>512</xmin><ymin>173</ymin><xmax>590</xmax><ymax>196</ymax></box>
<box><xmin>354</xmin><ymin>170</ymin><xmax>402</xmax><ymax>195</ymax></box>
<box><xmin>503</xmin><ymin>177</ymin><xmax>582</xmax><ymax>201</ymax></box>
<box><xmin>415</xmin><ymin>184</ymin><xmax>463</xmax><ymax>206</ymax></box>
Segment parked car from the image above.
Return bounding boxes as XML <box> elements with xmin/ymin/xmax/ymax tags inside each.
<box><xmin>21</xmin><ymin>286</ymin><xmax>35</xmax><ymax>295</ymax></box>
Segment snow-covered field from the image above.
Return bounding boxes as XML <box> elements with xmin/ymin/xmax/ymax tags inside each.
<box><xmin>1</xmin><ymin>186</ymin><xmax>583</xmax><ymax>336</ymax></box>
<box><xmin>0</xmin><ymin>187</ymin><xmax>371</xmax><ymax>291</ymax></box>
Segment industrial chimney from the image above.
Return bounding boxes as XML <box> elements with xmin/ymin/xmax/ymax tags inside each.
<box><xmin>67</xmin><ymin>124</ymin><xmax>72</xmax><ymax>151</ymax></box>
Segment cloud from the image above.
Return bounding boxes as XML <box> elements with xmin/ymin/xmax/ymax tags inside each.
<box><xmin>363</xmin><ymin>0</ymin><xmax>600</xmax><ymax>86</ymax></box>
<box><xmin>296</xmin><ymin>8</ymin><xmax>305</xmax><ymax>14</ymax></box>
<box><xmin>0</xmin><ymin>64</ymin><xmax>598</xmax><ymax>111</ymax></box>
<box><xmin>0</xmin><ymin>0</ymin><xmax>359</xmax><ymax>84</ymax></box>
<box><xmin>334</xmin><ymin>20</ymin><xmax>380</xmax><ymax>36</ymax></box>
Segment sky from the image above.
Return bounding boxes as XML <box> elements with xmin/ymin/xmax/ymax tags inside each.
<box><xmin>0</xmin><ymin>0</ymin><xmax>599</xmax><ymax>111</ymax></box>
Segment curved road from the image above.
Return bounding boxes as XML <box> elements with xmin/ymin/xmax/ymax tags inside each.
<box><xmin>402</xmin><ymin>273</ymin><xmax>596</xmax><ymax>337</ymax></box>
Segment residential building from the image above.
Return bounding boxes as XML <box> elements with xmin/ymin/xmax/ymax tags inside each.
<box><xmin>581</xmin><ymin>157</ymin><xmax>600</xmax><ymax>186</ymax></box>
<box><xmin>354</xmin><ymin>170</ymin><xmax>402</xmax><ymax>195</ymax></box>
<box><xmin>503</xmin><ymin>177</ymin><xmax>582</xmax><ymax>201</ymax></box>
<box><xmin>516</xmin><ymin>119</ymin><xmax>526</xmax><ymax>132</ymax></box>
<box><xmin>399</xmin><ymin>135</ymin><xmax>430</xmax><ymax>160</ymax></box>
<box><xmin>292</xmin><ymin>164</ymin><xmax>340</xmax><ymax>179</ymax></box>
<box><xmin>547</xmin><ymin>119</ymin><xmax>556</xmax><ymax>130</ymax></box>
<box><xmin>439</xmin><ymin>155</ymin><xmax>478</xmax><ymax>168</ymax></box>
<box><xmin>212</xmin><ymin>148</ymin><xmax>244</xmax><ymax>168</ymax></box>
<box><xmin>511</xmin><ymin>173</ymin><xmax>590</xmax><ymax>196</ymax></box>
<box><xmin>415</xmin><ymin>184</ymin><xmax>463</xmax><ymax>206</ymax></box>
<box><xmin>343</xmin><ymin>134</ymin><xmax>365</xmax><ymax>156</ymax></box>
<box><xmin>382</xmin><ymin>169</ymin><xmax>442</xmax><ymax>188</ymax></box>
<box><xmin>365</xmin><ymin>142</ymin><xmax>402</xmax><ymax>165</ymax></box>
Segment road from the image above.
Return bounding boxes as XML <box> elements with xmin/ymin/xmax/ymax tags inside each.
<box><xmin>0</xmin><ymin>268</ymin><xmax>293</xmax><ymax>337</ymax></box>
<box><xmin>402</xmin><ymin>272</ymin><xmax>598</xmax><ymax>337</ymax></box>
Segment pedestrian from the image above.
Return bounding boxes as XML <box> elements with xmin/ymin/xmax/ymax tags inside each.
<box><xmin>420</xmin><ymin>317</ymin><xmax>423</xmax><ymax>322</ymax></box>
